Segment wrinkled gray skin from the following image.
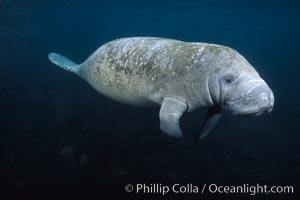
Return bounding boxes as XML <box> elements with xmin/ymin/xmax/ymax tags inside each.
<box><xmin>48</xmin><ymin>37</ymin><xmax>274</xmax><ymax>140</ymax></box>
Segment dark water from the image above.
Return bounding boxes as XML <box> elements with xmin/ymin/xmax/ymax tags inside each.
<box><xmin>1</xmin><ymin>0</ymin><xmax>299</xmax><ymax>199</ymax></box>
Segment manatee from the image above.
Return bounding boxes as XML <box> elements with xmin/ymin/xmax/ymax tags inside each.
<box><xmin>48</xmin><ymin>37</ymin><xmax>274</xmax><ymax>140</ymax></box>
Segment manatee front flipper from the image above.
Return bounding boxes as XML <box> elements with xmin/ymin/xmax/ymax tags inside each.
<box><xmin>159</xmin><ymin>97</ymin><xmax>187</xmax><ymax>138</ymax></box>
<box><xmin>197</xmin><ymin>106</ymin><xmax>222</xmax><ymax>141</ymax></box>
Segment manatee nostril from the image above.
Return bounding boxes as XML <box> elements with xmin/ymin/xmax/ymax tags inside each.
<box><xmin>260</xmin><ymin>92</ymin><xmax>268</xmax><ymax>101</ymax></box>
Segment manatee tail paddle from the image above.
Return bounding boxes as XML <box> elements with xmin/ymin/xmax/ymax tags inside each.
<box><xmin>48</xmin><ymin>53</ymin><xmax>82</xmax><ymax>76</ymax></box>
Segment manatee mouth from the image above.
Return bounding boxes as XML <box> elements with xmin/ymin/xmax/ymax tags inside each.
<box><xmin>231</xmin><ymin>106</ymin><xmax>272</xmax><ymax>117</ymax></box>
<box><xmin>225</xmin><ymin>99</ymin><xmax>272</xmax><ymax>116</ymax></box>
<box><xmin>225</xmin><ymin>95</ymin><xmax>274</xmax><ymax>116</ymax></box>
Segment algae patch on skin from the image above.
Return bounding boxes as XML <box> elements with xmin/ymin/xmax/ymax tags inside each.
<box><xmin>205</xmin><ymin>45</ymin><xmax>223</xmax><ymax>55</ymax></box>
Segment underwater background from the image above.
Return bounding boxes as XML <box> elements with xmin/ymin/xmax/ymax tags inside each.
<box><xmin>1</xmin><ymin>0</ymin><xmax>299</xmax><ymax>199</ymax></box>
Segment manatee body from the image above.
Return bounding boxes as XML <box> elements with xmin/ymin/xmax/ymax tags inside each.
<box><xmin>49</xmin><ymin>37</ymin><xmax>274</xmax><ymax>140</ymax></box>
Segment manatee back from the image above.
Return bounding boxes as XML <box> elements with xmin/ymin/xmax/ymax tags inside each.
<box><xmin>82</xmin><ymin>37</ymin><xmax>210</xmax><ymax>107</ymax></box>
<box><xmin>82</xmin><ymin>38</ymin><xmax>172</xmax><ymax>105</ymax></box>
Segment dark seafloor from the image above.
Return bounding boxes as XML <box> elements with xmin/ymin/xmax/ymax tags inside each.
<box><xmin>0</xmin><ymin>0</ymin><xmax>300</xmax><ymax>199</ymax></box>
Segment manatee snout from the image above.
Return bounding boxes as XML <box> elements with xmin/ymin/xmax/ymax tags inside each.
<box><xmin>259</xmin><ymin>88</ymin><xmax>274</xmax><ymax>113</ymax></box>
<box><xmin>225</xmin><ymin>79</ymin><xmax>274</xmax><ymax>116</ymax></box>
<box><xmin>249</xmin><ymin>82</ymin><xmax>274</xmax><ymax>115</ymax></box>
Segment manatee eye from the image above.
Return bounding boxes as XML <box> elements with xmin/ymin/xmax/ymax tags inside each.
<box><xmin>225</xmin><ymin>78</ymin><xmax>233</xmax><ymax>84</ymax></box>
<box><xmin>223</xmin><ymin>75</ymin><xmax>234</xmax><ymax>85</ymax></box>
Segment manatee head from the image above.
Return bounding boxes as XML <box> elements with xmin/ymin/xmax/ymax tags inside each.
<box><xmin>204</xmin><ymin>45</ymin><xmax>274</xmax><ymax>116</ymax></box>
